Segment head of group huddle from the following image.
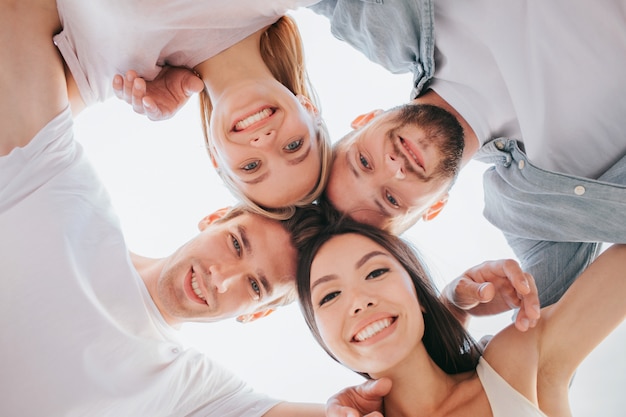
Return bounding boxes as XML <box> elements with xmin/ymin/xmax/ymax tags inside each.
<box><xmin>199</xmin><ymin>15</ymin><xmax>332</xmax><ymax>220</ymax></box>
<box><xmin>152</xmin><ymin>204</ymin><xmax>328</xmax><ymax>326</ymax></box>
<box><xmin>295</xmin><ymin>212</ymin><xmax>482</xmax><ymax>379</ymax></box>
<box><xmin>323</xmin><ymin>102</ymin><xmax>465</xmax><ymax>234</ymax></box>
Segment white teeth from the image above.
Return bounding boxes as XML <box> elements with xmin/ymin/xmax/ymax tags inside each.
<box><xmin>354</xmin><ymin>318</ymin><xmax>393</xmax><ymax>342</ymax></box>
<box><xmin>401</xmin><ymin>140</ymin><xmax>422</xmax><ymax>169</ymax></box>
<box><xmin>191</xmin><ymin>273</ymin><xmax>206</xmax><ymax>300</ymax></box>
<box><xmin>235</xmin><ymin>108</ymin><xmax>273</xmax><ymax>131</ymax></box>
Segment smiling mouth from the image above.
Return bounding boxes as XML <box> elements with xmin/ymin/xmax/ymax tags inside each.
<box><xmin>233</xmin><ymin>107</ymin><xmax>275</xmax><ymax>132</ymax></box>
<box><xmin>191</xmin><ymin>272</ymin><xmax>206</xmax><ymax>302</ymax></box>
<box><xmin>352</xmin><ymin>317</ymin><xmax>396</xmax><ymax>342</ymax></box>
<box><xmin>399</xmin><ymin>138</ymin><xmax>425</xmax><ymax>171</ymax></box>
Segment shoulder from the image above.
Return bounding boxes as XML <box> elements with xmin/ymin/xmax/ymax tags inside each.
<box><xmin>481</xmin><ymin>322</ymin><xmax>542</xmax><ymax>401</ymax></box>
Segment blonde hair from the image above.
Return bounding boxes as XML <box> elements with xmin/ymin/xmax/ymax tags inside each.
<box><xmin>200</xmin><ymin>15</ymin><xmax>332</xmax><ymax>220</ymax></box>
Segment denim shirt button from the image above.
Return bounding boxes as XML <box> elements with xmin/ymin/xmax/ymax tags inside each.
<box><xmin>574</xmin><ymin>185</ymin><xmax>586</xmax><ymax>196</ymax></box>
<box><xmin>518</xmin><ymin>160</ymin><xmax>525</xmax><ymax>169</ymax></box>
<box><xmin>495</xmin><ymin>140</ymin><xmax>505</xmax><ymax>150</ymax></box>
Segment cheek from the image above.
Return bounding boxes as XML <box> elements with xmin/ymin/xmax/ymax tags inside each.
<box><xmin>315</xmin><ymin>313</ymin><xmax>343</xmax><ymax>352</ymax></box>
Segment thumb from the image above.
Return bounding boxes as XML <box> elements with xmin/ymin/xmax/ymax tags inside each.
<box><xmin>183</xmin><ymin>73</ymin><xmax>205</xmax><ymax>96</ymax></box>
<box><xmin>446</xmin><ymin>277</ymin><xmax>494</xmax><ymax>309</ymax></box>
<box><xmin>360</xmin><ymin>378</ymin><xmax>392</xmax><ymax>397</ymax></box>
<box><xmin>476</xmin><ymin>282</ymin><xmax>495</xmax><ymax>303</ymax></box>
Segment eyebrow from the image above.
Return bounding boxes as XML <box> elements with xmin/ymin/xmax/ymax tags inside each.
<box><xmin>238</xmin><ymin>225</ymin><xmax>252</xmax><ymax>256</ymax></box>
<box><xmin>240</xmin><ymin>225</ymin><xmax>273</xmax><ymax>296</ymax></box>
<box><xmin>240</xmin><ymin>144</ymin><xmax>311</xmax><ymax>184</ymax></box>
<box><xmin>310</xmin><ymin>250</ymin><xmax>388</xmax><ymax>291</ymax></box>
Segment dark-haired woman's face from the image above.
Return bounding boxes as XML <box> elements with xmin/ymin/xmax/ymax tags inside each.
<box><xmin>309</xmin><ymin>233</ymin><xmax>425</xmax><ymax>376</ymax></box>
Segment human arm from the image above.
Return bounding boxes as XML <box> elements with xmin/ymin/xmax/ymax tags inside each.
<box><xmin>440</xmin><ymin>259</ymin><xmax>540</xmax><ymax>331</ymax></box>
<box><xmin>1</xmin><ymin>0</ymin><xmax>67</xmax><ymax>155</ymax></box>
<box><xmin>539</xmin><ymin>244</ymin><xmax>626</xmax><ymax>384</ymax></box>
<box><xmin>263</xmin><ymin>378</ymin><xmax>390</xmax><ymax>417</ymax></box>
<box><xmin>112</xmin><ymin>66</ymin><xmax>204</xmax><ymax>121</ymax></box>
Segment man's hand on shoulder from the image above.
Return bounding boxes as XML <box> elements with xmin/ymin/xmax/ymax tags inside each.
<box><xmin>112</xmin><ymin>66</ymin><xmax>204</xmax><ymax>121</ymax></box>
<box><xmin>327</xmin><ymin>378</ymin><xmax>391</xmax><ymax>417</ymax></box>
<box><xmin>441</xmin><ymin>259</ymin><xmax>541</xmax><ymax>331</ymax></box>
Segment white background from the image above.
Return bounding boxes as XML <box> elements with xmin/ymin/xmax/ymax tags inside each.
<box><xmin>73</xmin><ymin>8</ymin><xmax>625</xmax><ymax>416</ymax></box>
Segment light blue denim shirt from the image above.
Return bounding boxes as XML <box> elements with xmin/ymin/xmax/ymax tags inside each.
<box><xmin>310</xmin><ymin>0</ymin><xmax>626</xmax><ymax>306</ymax></box>
<box><xmin>477</xmin><ymin>139</ymin><xmax>626</xmax><ymax>305</ymax></box>
<box><xmin>309</xmin><ymin>0</ymin><xmax>435</xmax><ymax>99</ymax></box>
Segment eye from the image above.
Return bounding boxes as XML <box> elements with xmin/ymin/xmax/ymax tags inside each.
<box><xmin>366</xmin><ymin>268</ymin><xmax>389</xmax><ymax>280</ymax></box>
<box><xmin>385</xmin><ymin>191</ymin><xmax>399</xmax><ymax>208</ymax></box>
<box><xmin>319</xmin><ymin>291</ymin><xmax>340</xmax><ymax>306</ymax></box>
<box><xmin>284</xmin><ymin>139</ymin><xmax>303</xmax><ymax>152</ymax></box>
<box><xmin>359</xmin><ymin>153</ymin><xmax>371</xmax><ymax>170</ymax></box>
<box><xmin>231</xmin><ymin>235</ymin><xmax>242</xmax><ymax>256</ymax></box>
<box><xmin>241</xmin><ymin>160</ymin><xmax>260</xmax><ymax>172</ymax></box>
<box><xmin>249</xmin><ymin>278</ymin><xmax>261</xmax><ymax>299</ymax></box>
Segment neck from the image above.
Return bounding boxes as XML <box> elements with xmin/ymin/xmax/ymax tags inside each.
<box><xmin>129</xmin><ymin>252</ymin><xmax>166</xmax><ymax>306</ymax></box>
<box><xmin>377</xmin><ymin>348</ymin><xmax>467</xmax><ymax>417</ymax></box>
<box><xmin>411</xmin><ymin>90</ymin><xmax>479</xmax><ymax>168</ymax></box>
<box><xmin>194</xmin><ymin>27</ymin><xmax>272</xmax><ymax>99</ymax></box>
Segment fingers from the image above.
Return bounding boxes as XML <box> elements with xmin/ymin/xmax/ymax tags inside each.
<box><xmin>514</xmin><ymin>273</ymin><xmax>541</xmax><ymax>331</ymax></box>
<box><xmin>502</xmin><ymin>259</ymin><xmax>531</xmax><ymax>296</ymax></box>
<box><xmin>326</xmin><ymin>406</ymin><xmax>359</xmax><ymax>417</ymax></box>
<box><xmin>112</xmin><ymin>70</ymin><xmax>145</xmax><ymax>113</ymax></box>
<box><xmin>183</xmin><ymin>72</ymin><xmax>204</xmax><ymax>96</ymax></box>
<box><xmin>358</xmin><ymin>378</ymin><xmax>392</xmax><ymax>398</ymax></box>
<box><xmin>141</xmin><ymin>97</ymin><xmax>163</xmax><ymax>121</ymax></box>
<box><xmin>444</xmin><ymin>276</ymin><xmax>493</xmax><ymax>310</ymax></box>
<box><xmin>131</xmin><ymin>77</ymin><xmax>147</xmax><ymax>115</ymax></box>
<box><xmin>112</xmin><ymin>74</ymin><xmax>124</xmax><ymax>99</ymax></box>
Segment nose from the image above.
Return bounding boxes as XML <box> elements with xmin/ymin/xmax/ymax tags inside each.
<box><xmin>210</xmin><ymin>266</ymin><xmax>237</xmax><ymax>294</ymax></box>
<box><xmin>385</xmin><ymin>153</ymin><xmax>405</xmax><ymax>180</ymax></box>
<box><xmin>249</xmin><ymin>129</ymin><xmax>276</xmax><ymax>147</ymax></box>
<box><xmin>350</xmin><ymin>291</ymin><xmax>377</xmax><ymax>316</ymax></box>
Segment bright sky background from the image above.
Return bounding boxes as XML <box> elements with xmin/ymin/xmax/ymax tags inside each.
<box><xmin>72</xmin><ymin>7</ymin><xmax>625</xmax><ymax>416</ymax></box>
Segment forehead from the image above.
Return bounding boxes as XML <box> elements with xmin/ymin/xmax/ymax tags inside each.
<box><xmin>230</xmin><ymin>212</ymin><xmax>297</xmax><ymax>279</ymax></box>
<box><xmin>313</xmin><ymin>234</ymin><xmax>388</xmax><ymax>274</ymax></box>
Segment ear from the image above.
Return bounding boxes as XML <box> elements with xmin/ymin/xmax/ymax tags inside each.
<box><xmin>198</xmin><ymin>207</ymin><xmax>232</xmax><ymax>231</ymax></box>
<box><xmin>236</xmin><ymin>309</ymin><xmax>275</xmax><ymax>324</ymax></box>
<box><xmin>421</xmin><ymin>194</ymin><xmax>449</xmax><ymax>222</ymax></box>
<box><xmin>350</xmin><ymin>109</ymin><xmax>384</xmax><ymax>130</ymax></box>
<box><xmin>296</xmin><ymin>94</ymin><xmax>319</xmax><ymax>116</ymax></box>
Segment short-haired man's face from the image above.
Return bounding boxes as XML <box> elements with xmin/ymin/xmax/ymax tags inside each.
<box><xmin>325</xmin><ymin>106</ymin><xmax>464</xmax><ymax>230</ymax></box>
<box><xmin>155</xmin><ymin>212</ymin><xmax>297</xmax><ymax>325</ymax></box>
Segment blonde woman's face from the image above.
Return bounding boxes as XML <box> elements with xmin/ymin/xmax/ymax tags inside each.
<box><xmin>309</xmin><ymin>233</ymin><xmax>425</xmax><ymax>377</ymax></box>
<box><xmin>209</xmin><ymin>78</ymin><xmax>321</xmax><ymax>208</ymax></box>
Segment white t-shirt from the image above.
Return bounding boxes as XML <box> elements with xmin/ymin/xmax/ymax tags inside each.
<box><xmin>0</xmin><ymin>108</ymin><xmax>279</xmax><ymax>417</ymax></box>
<box><xmin>54</xmin><ymin>0</ymin><xmax>319</xmax><ymax>106</ymax></box>
<box><xmin>431</xmin><ymin>0</ymin><xmax>626</xmax><ymax>179</ymax></box>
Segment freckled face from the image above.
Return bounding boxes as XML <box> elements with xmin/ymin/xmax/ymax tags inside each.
<box><xmin>309</xmin><ymin>233</ymin><xmax>424</xmax><ymax>376</ymax></box>
<box><xmin>155</xmin><ymin>212</ymin><xmax>297</xmax><ymax>325</ymax></box>
<box><xmin>209</xmin><ymin>79</ymin><xmax>321</xmax><ymax>208</ymax></box>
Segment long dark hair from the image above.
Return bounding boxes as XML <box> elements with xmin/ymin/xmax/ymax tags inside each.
<box><xmin>296</xmin><ymin>211</ymin><xmax>482</xmax><ymax>378</ymax></box>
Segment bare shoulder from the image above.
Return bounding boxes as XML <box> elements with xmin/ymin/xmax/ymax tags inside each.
<box><xmin>481</xmin><ymin>322</ymin><xmax>542</xmax><ymax>403</ymax></box>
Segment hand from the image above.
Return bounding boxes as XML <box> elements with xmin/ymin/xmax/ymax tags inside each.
<box><xmin>442</xmin><ymin>259</ymin><xmax>541</xmax><ymax>332</ymax></box>
<box><xmin>112</xmin><ymin>66</ymin><xmax>204</xmax><ymax>121</ymax></box>
<box><xmin>326</xmin><ymin>378</ymin><xmax>391</xmax><ymax>417</ymax></box>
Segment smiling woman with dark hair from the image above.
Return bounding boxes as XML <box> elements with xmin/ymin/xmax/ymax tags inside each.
<box><xmin>297</xmin><ymin>216</ymin><xmax>626</xmax><ymax>417</ymax></box>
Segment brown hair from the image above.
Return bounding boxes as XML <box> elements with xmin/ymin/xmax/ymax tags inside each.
<box><xmin>296</xmin><ymin>213</ymin><xmax>482</xmax><ymax>378</ymax></box>
<box><xmin>200</xmin><ymin>15</ymin><xmax>332</xmax><ymax>220</ymax></box>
